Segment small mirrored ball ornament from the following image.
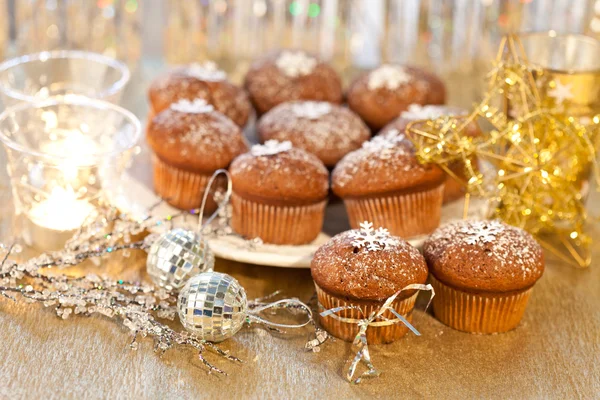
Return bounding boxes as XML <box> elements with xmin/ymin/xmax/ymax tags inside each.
<box><xmin>177</xmin><ymin>271</ymin><xmax>248</xmax><ymax>342</ymax></box>
<box><xmin>146</xmin><ymin>228</ymin><xmax>215</xmax><ymax>291</ymax></box>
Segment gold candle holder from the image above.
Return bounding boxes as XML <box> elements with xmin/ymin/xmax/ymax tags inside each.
<box><xmin>518</xmin><ymin>32</ymin><xmax>600</xmax><ymax>120</ymax></box>
<box><xmin>517</xmin><ymin>32</ymin><xmax>600</xmax><ymax>203</ymax></box>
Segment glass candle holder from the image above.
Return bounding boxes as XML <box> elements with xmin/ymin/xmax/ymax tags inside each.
<box><xmin>0</xmin><ymin>50</ymin><xmax>130</xmax><ymax>107</ymax></box>
<box><xmin>516</xmin><ymin>32</ymin><xmax>600</xmax><ymax>203</ymax></box>
<box><xmin>0</xmin><ymin>95</ymin><xmax>141</xmax><ymax>251</ymax></box>
<box><xmin>519</xmin><ymin>32</ymin><xmax>600</xmax><ymax>118</ymax></box>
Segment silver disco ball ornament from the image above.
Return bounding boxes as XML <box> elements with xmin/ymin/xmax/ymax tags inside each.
<box><xmin>177</xmin><ymin>271</ymin><xmax>248</xmax><ymax>342</ymax></box>
<box><xmin>146</xmin><ymin>228</ymin><xmax>214</xmax><ymax>291</ymax></box>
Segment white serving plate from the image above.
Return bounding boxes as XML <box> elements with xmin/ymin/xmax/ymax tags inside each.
<box><xmin>113</xmin><ymin>173</ymin><xmax>487</xmax><ymax>268</ymax></box>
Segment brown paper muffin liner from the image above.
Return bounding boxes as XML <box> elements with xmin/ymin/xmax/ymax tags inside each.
<box><xmin>152</xmin><ymin>155</ymin><xmax>220</xmax><ymax>212</ymax></box>
<box><xmin>315</xmin><ymin>284</ymin><xmax>419</xmax><ymax>344</ymax></box>
<box><xmin>343</xmin><ymin>184</ymin><xmax>444</xmax><ymax>238</ymax></box>
<box><xmin>430</xmin><ymin>275</ymin><xmax>533</xmax><ymax>334</ymax></box>
<box><xmin>230</xmin><ymin>192</ymin><xmax>326</xmax><ymax>245</ymax></box>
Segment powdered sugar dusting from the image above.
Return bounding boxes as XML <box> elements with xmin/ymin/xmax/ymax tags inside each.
<box><xmin>275</xmin><ymin>51</ymin><xmax>318</xmax><ymax>77</ymax></box>
<box><xmin>401</xmin><ymin>104</ymin><xmax>466</xmax><ymax>121</ymax></box>
<box><xmin>251</xmin><ymin>140</ymin><xmax>293</xmax><ymax>157</ymax></box>
<box><xmin>290</xmin><ymin>101</ymin><xmax>331</xmax><ymax>119</ymax></box>
<box><xmin>176</xmin><ymin>116</ymin><xmax>234</xmax><ymax>150</ymax></box>
<box><xmin>368</xmin><ymin>64</ymin><xmax>413</xmax><ymax>90</ymax></box>
<box><xmin>457</xmin><ymin>220</ymin><xmax>505</xmax><ymax>245</ymax></box>
<box><xmin>170</xmin><ymin>98</ymin><xmax>214</xmax><ymax>114</ymax></box>
<box><xmin>332</xmin><ymin>128</ymin><xmax>432</xmax><ymax>194</ymax></box>
<box><xmin>425</xmin><ymin>220</ymin><xmax>544</xmax><ymax>283</ymax></box>
<box><xmin>362</xmin><ymin>130</ymin><xmax>407</xmax><ymax>155</ymax></box>
<box><xmin>354</xmin><ymin>128</ymin><xmax>411</xmax><ymax>162</ymax></box>
<box><xmin>186</xmin><ymin>61</ymin><xmax>227</xmax><ymax>81</ymax></box>
<box><xmin>258</xmin><ymin>102</ymin><xmax>369</xmax><ymax>166</ymax></box>
<box><xmin>148</xmin><ymin>108</ymin><xmax>246</xmax><ymax>167</ymax></box>
<box><xmin>149</xmin><ymin>63</ymin><xmax>250</xmax><ymax>127</ymax></box>
<box><xmin>230</xmin><ymin>146</ymin><xmax>329</xmax><ymax>201</ymax></box>
<box><xmin>233</xmin><ymin>146</ymin><xmax>327</xmax><ymax>179</ymax></box>
<box><xmin>311</xmin><ymin>228</ymin><xmax>428</xmax><ymax>299</ymax></box>
<box><xmin>350</xmin><ymin>221</ymin><xmax>399</xmax><ymax>251</ymax></box>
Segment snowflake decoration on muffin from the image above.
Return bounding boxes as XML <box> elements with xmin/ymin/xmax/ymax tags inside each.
<box><xmin>170</xmin><ymin>98</ymin><xmax>214</xmax><ymax>114</ymax></box>
<box><xmin>350</xmin><ymin>221</ymin><xmax>398</xmax><ymax>251</ymax></box>
<box><xmin>401</xmin><ymin>104</ymin><xmax>465</xmax><ymax>121</ymax></box>
<box><xmin>362</xmin><ymin>130</ymin><xmax>408</xmax><ymax>160</ymax></box>
<box><xmin>186</xmin><ymin>61</ymin><xmax>227</xmax><ymax>82</ymax></box>
<box><xmin>363</xmin><ymin>130</ymin><xmax>406</xmax><ymax>150</ymax></box>
<box><xmin>290</xmin><ymin>101</ymin><xmax>332</xmax><ymax>120</ymax></box>
<box><xmin>459</xmin><ymin>220</ymin><xmax>505</xmax><ymax>245</ymax></box>
<box><xmin>251</xmin><ymin>140</ymin><xmax>293</xmax><ymax>156</ymax></box>
<box><xmin>276</xmin><ymin>51</ymin><xmax>317</xmax><ymax>78</ymax></box>
<box><xmin>368</xmin><ymin>64</ymin><xmax>412</xmax><ymax>91</ymax></box>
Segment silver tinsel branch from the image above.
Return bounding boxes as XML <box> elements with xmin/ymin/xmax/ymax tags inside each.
<box><xmin>0</xmin><ymin>202</ymin><xmax>245</xmax><ymax>375</ymax></box>
<box><xmin>0</xmin><ymin>242</ymin><xmax>242</xmax><ymax>375</ymax></box>
<box><xmin>0</xmin><ymin>199</ymin><xmax>326</xmax><ymax>374</ymax></box>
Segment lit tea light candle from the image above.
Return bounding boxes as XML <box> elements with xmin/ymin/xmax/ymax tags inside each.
<box><xmin>24</xmin><ymin>186</ymin><xmax>96</xmax><ymax>251</ymax></box>
<box><xmin>0</xmin><ymin>95</ymin><xmax>141</xmax><ymax>253</ymax></box>
<box><xmin>40</xmin><ymin>119</ymin><xmax>98</xmax><ymax>182</ymax></box>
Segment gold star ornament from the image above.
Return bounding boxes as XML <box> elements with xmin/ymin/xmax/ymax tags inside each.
<box><xmin>406</xmin><ymin>34</ymin><xmax>600</xmax><ymax>268</ymax></box>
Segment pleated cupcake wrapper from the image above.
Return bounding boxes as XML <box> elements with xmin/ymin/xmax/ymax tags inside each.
<box><xmin>430</xmin><ymin>274</ymin><xmax>533</xmax><ymax>334</ymax></box>
<box><xmin>152</xmin><ymin>155</ymin><xmax>219</xmax><ymax>212</ymax></box>
<box><xmin>343</xmin><ymin>184</ymin><xmax>444</xmax><ymax>238</ymax></box>
<box><xmin>230</xmin><ymin>193</ymin><xmax>326</xmax><ymax>245</ymax></box>
<box><xmin>316</xmin><ymin>283</ymin><xmax>434</xmax><ymax>384</ymax></box>
<box><xmin>315</xmin><ymin>284</ymin><xmax>419</xmax><ymax>345</ymax></box>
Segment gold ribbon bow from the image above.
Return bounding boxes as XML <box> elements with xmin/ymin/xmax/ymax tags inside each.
<box><xmin>320</xmin><ymin>283</ymin><xmax>434</xmax><ymax>384</ymax></box>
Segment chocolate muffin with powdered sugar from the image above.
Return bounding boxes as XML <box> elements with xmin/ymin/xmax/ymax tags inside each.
<box><xmin>229</xmin><ymin>140</ymin><xmax>329</xmax><ymax>245</ymax></box>
<box><xmin>311</xmin><ymin>222</ymin><xmax>428</xmax><ymax>343</ymax></box>
<box><xmin>148</xmin><ymin>61</ymin><xmax>251</xmax><ymax>127</ymax></box>
<box><xmin>423</xmin><ymin>219</ymin><xmax>544</xmax><ymax>334</ymax></box>
<box><xmin>257</xmin><ymin>101</ymin><xmax>370</xmax><ymax>167</ymax></box>
<box><xmin>244</xmin><ymin>50</ymin><xmax>343</xmax><ymax>116</ymax></box>
<box><xmin>379</xmin><ymin>103</ymin><xmax>482</xmax><ymax>203</ymax></box>
<box><xmin>347</xmin><ymin>64</ymin><xmax>446</xmax><ymax>131</ymax></box>
<box><xmin>332</xmin><ymin>129</ymin><xmax>445</xmax><ymax>238</ymax></box>
<box><xmin>147</xmin><ymin>98</ymin><xmax>248</xmax><ymax>211</ymax></box>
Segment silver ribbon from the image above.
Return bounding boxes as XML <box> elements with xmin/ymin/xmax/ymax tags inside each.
<box><xmin>320</xmin><ymin>283</ymin><xmax>435</xmax><ymax>384</ymax></box>
<box><xmin>248</xmin><ymin>297</ymin><xmax>314</xmax><ymax>330</ymax></box>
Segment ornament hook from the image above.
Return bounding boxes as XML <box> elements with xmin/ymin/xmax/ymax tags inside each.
<box><xmin>197</xmin><ymin>169</ymin><xmax>232</xmax><ymax>234</ymax></box>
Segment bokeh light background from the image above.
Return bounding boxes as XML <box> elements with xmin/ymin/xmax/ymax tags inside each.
<box><xmin>3</xmin><ymin>0</ymin><xmax>599</xmax><ymax>107</ymax></box>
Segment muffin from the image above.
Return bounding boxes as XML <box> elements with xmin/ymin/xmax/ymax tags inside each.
<box><xmin>229</xmin><ymin>141</ymin><xmax>329</xmax><ymax>245</ymax></box>
<box><xmin>332</xmin><ymin>130</ymin><xmax>445</xmax><ymax>238</ymax></box>
<box><xmin>147</xmin><ymin>98</ymin><xmax>248</xmax><ymax>211</ymax></box>
<box><xmin>423</xmin><ymin>220</ymin><xmax>544</xmax><ymax>334</ymax></box>
<box><xmin>148</xmin><ymin>61</ymin><xmax>251</xmax><ymax>127</ymax></box>
<box><xmin>244</xmin><ymin>50</ymin><xmax>343</xmax><ymax>115</ymax></box>
<box><xmin>257</xmin><ymin>101</ymin><xmax>370</xmax><ymax>167</ymax></box>
<box><xmin>347</xmin><ymin>64</ymin><xmax>446</xmax><ymax>131</ymax></box>
<box><xmin>311</xmin><ymin>223</ymin><xmax>429</xmax><ymax>343</ymax></box>
<box><xmin>380</xmin><ymin>104</ymin><xmax>481</xmax><ymax>203</ymax></box>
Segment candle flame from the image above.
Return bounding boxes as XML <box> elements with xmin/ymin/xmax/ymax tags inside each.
<box><xmin>29</xmin><ymin>186</ymin><xmax>96</xmax><ymax>232</ymax></box>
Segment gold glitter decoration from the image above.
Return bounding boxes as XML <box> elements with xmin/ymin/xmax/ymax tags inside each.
<box><xmin>406</xmin><ymin>35</ymin><xmax>600</xmax><ymax>268</ymax></box>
